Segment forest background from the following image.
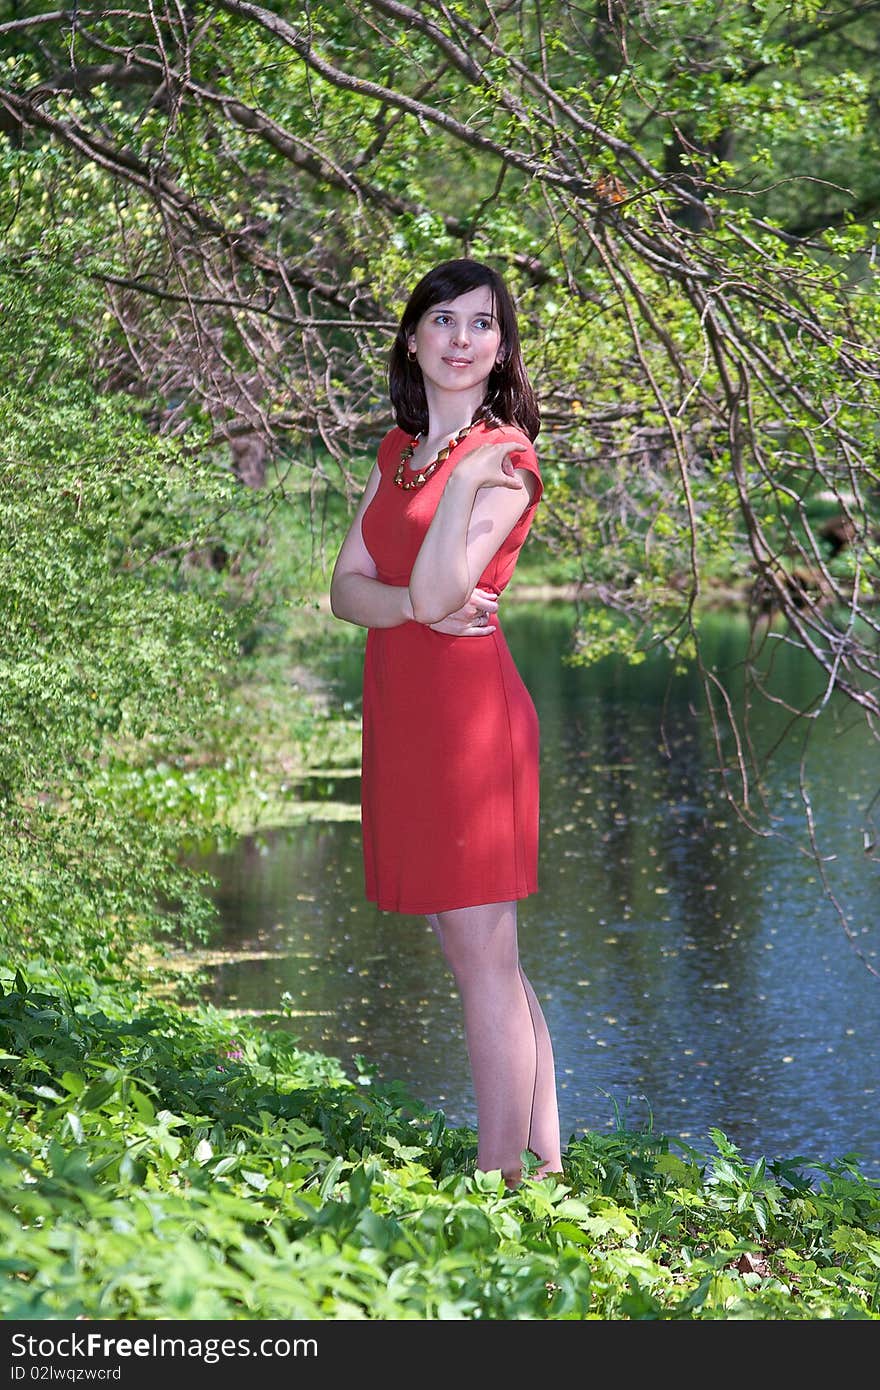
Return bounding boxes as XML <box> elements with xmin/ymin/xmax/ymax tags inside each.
<box><xmin>1</xmin><ymin>0</ymin><xmax>879</xmax><ymax>1322</ymax></box>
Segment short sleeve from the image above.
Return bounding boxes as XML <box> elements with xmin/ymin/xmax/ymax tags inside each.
<box><xmin>502</xmin><ymin>427</ymin><xmax>543</xmax><ymax>510</ymax></box>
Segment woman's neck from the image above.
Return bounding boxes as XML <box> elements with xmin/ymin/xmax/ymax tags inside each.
<box><xmin>420</xmin><ymin>384</ymin><xmax>487</xmax><ymax>442</ymax></box>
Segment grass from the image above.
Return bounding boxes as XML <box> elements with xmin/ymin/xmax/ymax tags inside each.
<box><xmin>2</xmin><ymin>961</ymin><xmax>878</xmax><ymax>1321</ymax></box>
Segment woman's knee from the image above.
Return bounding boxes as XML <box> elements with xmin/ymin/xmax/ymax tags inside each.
<box><xmin>434</xmin><ymin>903</ymin><xmax>520</xmax><ymax>976</ymax></box>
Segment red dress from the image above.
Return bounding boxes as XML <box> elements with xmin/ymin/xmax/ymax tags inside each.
<box><xmin>359</xmin><ymin>418</ymin><xmax>543</xmax><ymax>915</ymax></box>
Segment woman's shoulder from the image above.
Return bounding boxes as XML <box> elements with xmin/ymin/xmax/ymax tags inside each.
<box><xmin>376</xmin><ymin>424</ymin><xmax>409</xmax><ymax>472</ymax></box>
<box><xmin>481</xmin><ymin>420</ymin><xmax>543</xmax><ymax>507</ymax></box>
<box><xmin>482</xmin><ymin>419</ymin><xmax>539</xmax><ymax>455</ymax></box>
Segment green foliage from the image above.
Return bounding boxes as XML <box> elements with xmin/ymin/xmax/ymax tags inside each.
<box><xmin>3</xmin><ymin>2</ymin><xmax>880</xmax><ymax>1322</ymax></box>
<box><xmin>4</xmin><ymin>1</ymin><xmax>880</xmax><ymax>682</ymax></box>
<box><xmin>0</xmin><ymin>243</ymin><xmax>247</xmax><ymax>965</ymax></box>
<box><xmin>1</xmin><ymin>965</ymin><xmax>877</xmax><ymax>1320</ymax></box>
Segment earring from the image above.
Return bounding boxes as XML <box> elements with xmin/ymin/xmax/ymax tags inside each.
<box><xmin>494</xmin><ymin>356</ymin><xmax>505</xmax><ymax>370</ymax></box>
<box><xmin>407</xmin><ymin>348</ymin><xmax>417</xmax><ymax>362</ymax></box>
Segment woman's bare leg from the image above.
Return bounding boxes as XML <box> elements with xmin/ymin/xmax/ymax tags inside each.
<box><xmin>517</xmin><ymin>967</ymin><xmax>562</xmax><ymax>1174</ymax></box>
<box><xmin>427</xmin><ymin>900</ymin><xmax>562</xmax><ymax>1184</ymax></box>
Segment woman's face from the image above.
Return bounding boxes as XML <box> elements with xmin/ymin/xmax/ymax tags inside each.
<box><xmin>407</xmin><ymin>285</ymin><xmax>503</xmax><ymax>403</ymax></box>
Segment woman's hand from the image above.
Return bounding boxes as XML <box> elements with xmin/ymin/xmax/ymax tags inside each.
<box><xmin>449</xmin><ymin>443</ymin><xmax>526</xmax><ymax>495</ymax></box>
<box><xmin>427</xmin><ymin>585</ymin><xmax>499</xmax><ymax>636</ymax></box>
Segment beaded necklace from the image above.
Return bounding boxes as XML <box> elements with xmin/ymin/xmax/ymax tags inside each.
<box><xmin>393</xmin><ymin>421</ymin><xmax>477</xmax><ymax>491</ymax></box>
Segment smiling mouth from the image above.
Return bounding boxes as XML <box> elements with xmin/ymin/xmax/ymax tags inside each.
<box><xmin>443</xmin><ymin>357</ymin><xmax>473</xmax><ymax>366</ymax></box>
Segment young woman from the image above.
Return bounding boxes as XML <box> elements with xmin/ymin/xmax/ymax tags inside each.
<box><xmin>329</xmin><ymin>258</ymin><xmax>562</xmax><ymax>1186</ymax></box>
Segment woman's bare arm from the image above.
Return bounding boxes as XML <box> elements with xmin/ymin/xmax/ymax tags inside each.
<box><xmin>408</xmin><ymin>444</ymin><xmax>537</xmax><ymax>626</ymax></box>
<box><xmin>329</xmin><ymin>463</ymin><xmax>415</xmax><ymax>629</ymax></box>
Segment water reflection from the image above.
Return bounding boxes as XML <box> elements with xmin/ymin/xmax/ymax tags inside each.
<box><xmin>193</xmin><ymin>606</ymin><xmax>880</xmax><ymax>1169</ymax></box>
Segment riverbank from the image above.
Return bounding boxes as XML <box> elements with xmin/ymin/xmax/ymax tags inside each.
<box><xmin>2</xmin><ymin>961</ymin><xmax>878</xmax><ymax>1320</ymax></box>
<box><xmin>5</xmin><ymin>551</ymin><xmax>879</xmax><ymax>1323</ymax></box>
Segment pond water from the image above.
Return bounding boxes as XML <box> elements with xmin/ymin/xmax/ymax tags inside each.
<box><xmin>194</xmin><ymin>605</ymin><xmax>880</xmax><ymax>1171</ymax></box>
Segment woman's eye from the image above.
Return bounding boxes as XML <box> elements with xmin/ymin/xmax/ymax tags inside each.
<box><xmin>433</xmin><ymin>314</ymin><xmax>451</xmax><ymax>325</ymax></box>
<box><xmin>474</xmin><ymin>319</ymin><xmax>492</xmax><ymax>330</ymax></box>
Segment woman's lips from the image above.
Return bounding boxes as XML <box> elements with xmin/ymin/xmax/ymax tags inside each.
<box><xmin>443</xmin><ymin>357</ymin><xmax>473</xmax><ymax>366</ymax></box>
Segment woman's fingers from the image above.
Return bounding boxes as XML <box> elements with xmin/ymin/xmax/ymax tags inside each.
<box><xmin>428</xmin><ymin>614</ymin><xmax>495</xmax><ymax>636</ymax></box>
<box><xmin>471</xmin><ymin>589</ymin><xmax>499</xmax><ymax>614</ymax></box>
<box><xmin>459</xmin><ymin>445</ymin><xmax>525</xmax><ymax>491</ymax></box>
<box><xmin>426</xmin><ymin>588</ymin><xmax>499</xmax><ymax>635</ymax></box>
<box><xmin>479</xmin><ymin>464</ymin><xmax>524</xmax><ymax>491</ymax></box>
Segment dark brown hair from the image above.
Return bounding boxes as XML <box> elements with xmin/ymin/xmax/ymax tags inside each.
<box><xmin>388</xmin><ymin>258</ymin><xmax>540</xmax><ymax>441</ymax></box>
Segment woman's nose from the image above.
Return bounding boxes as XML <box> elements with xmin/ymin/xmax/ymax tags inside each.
<box><xmin>451</xmin><ymin>321</ymin><xmax>470</xmax><ymax>346</ymax></box>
